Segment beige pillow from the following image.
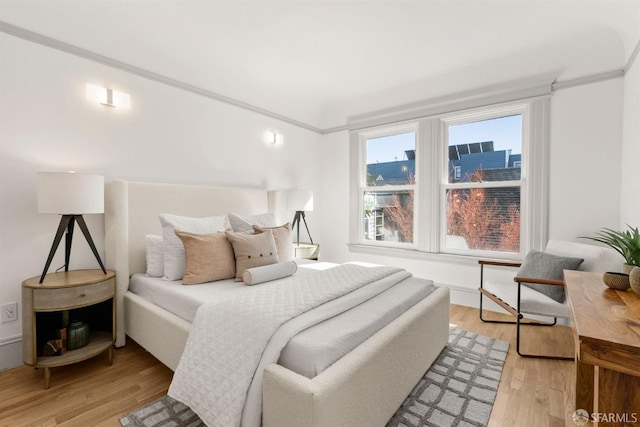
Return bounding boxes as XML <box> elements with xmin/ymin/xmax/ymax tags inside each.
<box><xmin>175</xmin><ymin>231</ymin><xmax>236</xmax><ymax>285</ymax></box>
<box><xmin>253</xmin><ymin>223</ymin><xmax>293</xmax><ymax>261</ymax></box>
<box><xmin>225</xmin><ymin>229</ymin><xmax>279</xmax><ymax>281</ymax></box>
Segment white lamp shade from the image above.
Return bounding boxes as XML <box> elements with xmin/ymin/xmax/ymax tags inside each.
<box><xmin>37</xmin><ymin>172</ymin><xmax>104</xmax><ymax>214</ymax></box>
<box><xmin>285</xmin><ymin>189</ymin><xmax>313</xmax><ymax>212</ymax></box>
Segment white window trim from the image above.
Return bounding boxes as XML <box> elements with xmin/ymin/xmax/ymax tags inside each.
<box><xmin>439</xmin><ymin>103</ymin><xmax>528</xmax><ymax>259</ymax></box>
<box><xmin>354</xmin><ymin>122</ymin><xmax>419</xmax><ymax>249</ymax></box>
<box><xmin>349</xmin><ymin>95</ymin><xmax>550</xmax><ymax>261</ymax></box>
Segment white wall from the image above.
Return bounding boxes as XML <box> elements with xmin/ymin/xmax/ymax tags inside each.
<box><xmin>0</xmin><ymin>34</ymin><xmax>321</xmax><ymax>368</ymax></box>
<box><xmin>548</xmin><ymin>78</ymin><xmax>624</xmax><ymax>237</ymax></box>
<box><xmin>621</xmin><ymin>51</ymin><xmax>640</xmax><ymax>226</ymax></box>
<box><xmin>316</xmin><ymin>79</ymin><xmax>625</xmax><ymax>303</ymax></box>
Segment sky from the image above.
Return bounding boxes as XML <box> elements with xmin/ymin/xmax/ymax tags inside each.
<box><xmin>366</xmin><ymin>114</ymin><xmax>522</xmax><ymax>164</ymax></box>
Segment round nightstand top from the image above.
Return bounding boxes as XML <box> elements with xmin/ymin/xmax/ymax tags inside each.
<box><xmin>23</xmin><ymin>269</ymin><xmax>115</xmax><ymax>289</ymax></box>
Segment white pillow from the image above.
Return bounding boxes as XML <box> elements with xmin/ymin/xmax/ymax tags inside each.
<box><xmin>228</xmin><ymin>212</ymin><xmax>276</xmax><ymax>234</ymax></box>
<box><xmin>145</xmin><ymin>234</ymin><xmax>164</xmax><ymax>277</ymax></box>
<box><xmin>159</xmin><ymin>213</ymin><xmax>228</xmax><ymax>280</ymax></box>
<box><xmin>243</xmin><ymin>260</ymin><xmax>297</xmax><ymax>285</ymax></box>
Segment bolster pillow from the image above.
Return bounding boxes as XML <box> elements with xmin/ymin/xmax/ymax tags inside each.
<box><xmin>243</xmin><ymin>260</ymin><xmax>298</xmax><ymax>285</ymax></box>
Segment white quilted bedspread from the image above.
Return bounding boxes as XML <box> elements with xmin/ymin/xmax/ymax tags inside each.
<box><xmin>168</xmin><ymin>263</ymin><xmax>410</xmax><ymax>427</ymax></box>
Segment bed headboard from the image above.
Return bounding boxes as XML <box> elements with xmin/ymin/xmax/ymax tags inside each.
<box><xmin>104</xmin><ymin>180</ymin><xmax>269</xmax><ymax>346</ymax></box>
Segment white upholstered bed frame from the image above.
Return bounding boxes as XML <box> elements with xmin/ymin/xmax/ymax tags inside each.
<box><xmin>104</xmin><ymin>179</ymin><xmax>450</xmax><ymax>427</ymax></box>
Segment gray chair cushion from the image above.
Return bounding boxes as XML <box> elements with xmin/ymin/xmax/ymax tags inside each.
<box><xmin>517</xmin><ymin>250</ymin><xmax>584</xmax><ymax>303</ymax></box>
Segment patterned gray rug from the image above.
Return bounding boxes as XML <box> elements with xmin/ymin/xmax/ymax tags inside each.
<box><xmin>120</xmin><ymin>328</ymin><xmax>508</xmax><ymax>427</ymax></box>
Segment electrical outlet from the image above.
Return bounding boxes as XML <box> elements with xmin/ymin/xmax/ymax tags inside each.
<box><xmin>1</xmin><ymin>302</ymin><xmax>18</xmax><ymax>323</ymax></box>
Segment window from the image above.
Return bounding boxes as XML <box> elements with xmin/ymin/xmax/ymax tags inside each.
<box><xmin>350</xmin><ymin>98</ymin><xmax>549</xmax><ymax>258</ymax></box>
<box><xmin>444</xmin><ymin>113</ymin><xmax>523</xmax><ymax>254</ymax></box>
<box><xmin>359</xmin><ymin>127</ymin><xmax>417</xmax><ymax>247</ymax></box>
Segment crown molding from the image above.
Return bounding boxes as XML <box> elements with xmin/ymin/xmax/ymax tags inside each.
<box><xmin>346</xmin><ymin>78</ymin><xmax>554</xmax><ymax>131</ymax></box>
<box><xmin>0</xmin><ymin>21</ymin><xmax>324</xmax><ymax>134</ymax></box>
<box><xmin>625</xmin><ymin>39</ymin><xmax>640</xmax><ymax>73</ymax></box>
<box><xmin>1</xmin><ymin>21</ymin><xmax>633</xmax><ymax>136</ymax></box>
<box><xmin>319</xmin><ymin>124</ymin><xmax>349</xmax><ymax>134</ymax></box>
<box><xmin>345</xmin><ymin>67</ymin><xmax>628</xmax><ymax>132</ymax></box>
<box><xmin>551</xmin><ymin>69</ymin><xmax>625</xmax><ymax>91</ymax></box>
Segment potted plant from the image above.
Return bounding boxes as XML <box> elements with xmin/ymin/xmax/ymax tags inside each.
<box><xmin>582</xmin><ymin>225</ymin><xmax>640</xmax><ymax>272</ymax></box>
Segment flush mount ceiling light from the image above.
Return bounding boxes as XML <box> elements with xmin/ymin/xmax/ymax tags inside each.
<box><xmin>86</xmin><ymin>83</ymin><xmax>131</xmax><ymax>109</ymax></box>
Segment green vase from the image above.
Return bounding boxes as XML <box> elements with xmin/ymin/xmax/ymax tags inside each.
<box><xmin>67</xmin><ymin>320</ymin><xmax>90</xmax><ymax>350</ymax></box>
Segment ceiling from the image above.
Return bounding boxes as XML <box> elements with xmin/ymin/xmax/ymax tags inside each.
<box><xmin>1</xmin><ymin>0</ymin><xmax>639</xmax><ymax>131</ymax></box>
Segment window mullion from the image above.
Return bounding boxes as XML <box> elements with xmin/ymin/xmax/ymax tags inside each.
<box><xmin>442</xmin><ymin>180</ymin><xmax>524</xmax><ymax>191</ymax></box>
<box><xmin>525</xmin><ymin>98</ymin><xmax>550</xmax><ymax>252</ymax></box>
<box><xmin>349</xmin><ymin>132</ymin><xmax>363</xmax><ymax>244</ymax></box>
<box><xmin>420</xmin><ymin>118</ymin><xmax>440</xmax><ymax>252</ymax></box>
<box><xmin>362</xmin><ymin>184</ymin><xmax>416</xmax><ymax>193</ymax></box>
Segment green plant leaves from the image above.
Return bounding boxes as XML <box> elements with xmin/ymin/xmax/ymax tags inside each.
<box><xmin>581</xmin><ymin>225</ymin><xmax>640</xmax><ymax>266</ymax></box>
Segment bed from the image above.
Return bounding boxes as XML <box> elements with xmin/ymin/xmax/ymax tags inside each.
<box><xmin>104</xmin><ymin>179</ymin><xmax>450</xmax><ymax>427</ymax></box>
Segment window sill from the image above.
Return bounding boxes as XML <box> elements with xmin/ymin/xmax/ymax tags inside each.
<box><xmin>347</xmin><ymin>243</ymin><xmax>520</xmax><ymax>266</ymax></box>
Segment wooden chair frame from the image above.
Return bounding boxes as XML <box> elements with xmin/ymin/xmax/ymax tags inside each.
<box><xmin>478</xmin><ymin>260</ymin><xmax>572</xmax><ymax>360</ymax></box>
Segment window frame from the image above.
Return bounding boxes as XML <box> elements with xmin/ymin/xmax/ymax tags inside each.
<box><xmin>440</xmin><ymin>104</ymin><xmax>529</xmax><ymax>259</ymax></box>
<box><xmin>349</xmin><ymin>97</ymin><xmax>550</xmax><ymax>260</ymax></box>
<box><xmin>356</xmin><ymin>122</ymin><xmax>419</xmax><ymax>249</ymax></box>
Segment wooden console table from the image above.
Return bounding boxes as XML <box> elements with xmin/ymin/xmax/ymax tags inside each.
<box><xmin>564</xmin><ymin>270</ymin><xmax>640</xmax><ymax>425</ymax></box>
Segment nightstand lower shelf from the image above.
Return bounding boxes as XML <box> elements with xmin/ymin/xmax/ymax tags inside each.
<box><xmin>33</xmin><ymin>331</ymin><xmax>113</xmax><ymax>390</ymax></box>
<box><xmin>34</xmin><ymin>331</ymin><xmax>113</xmax><ymax>368</ymax></box>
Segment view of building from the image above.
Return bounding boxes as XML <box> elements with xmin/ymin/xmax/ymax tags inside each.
<box><xmin>365</xmin><ymin>143</ymin><xmax>522</xmax><ymax>247</ymax></box>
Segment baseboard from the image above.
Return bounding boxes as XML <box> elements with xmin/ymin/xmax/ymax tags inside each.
<box><xmin>0</xmin><ymin>334</ymin><xmax>22</xmax><ymax>371</ymax></box>
<box><xmin>438</xmin><ymin>282</ymin><xmax>482</xmax><ymax>308</ymax></box>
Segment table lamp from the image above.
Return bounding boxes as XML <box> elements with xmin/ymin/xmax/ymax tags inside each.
<box><xmin>286</xmin><ymin>189</ymin><xmax>314</xmax><ymax>246</ymax></box>
<box><xmin>37</xmin><ymin>172</ymin><xmax>107</xmax><ymax>283</ymax></box>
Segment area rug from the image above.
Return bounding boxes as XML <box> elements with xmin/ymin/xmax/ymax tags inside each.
<box><xmin>120</xmin><ymin>328</ymin><xmax>508</xmax><ymax>427</ymax></box>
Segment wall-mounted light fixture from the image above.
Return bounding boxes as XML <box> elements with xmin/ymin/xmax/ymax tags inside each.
<box><xmin>86</xmin><ymin>83</ymin><xmax>131</xmax><ymax>109</ymax></box>
<box><xmin>264</xmin><ymin>130</ymin><xmax>284</xmax><ymax>145</ymax></box>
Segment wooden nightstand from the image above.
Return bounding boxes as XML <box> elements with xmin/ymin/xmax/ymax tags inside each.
<box><xmin>22</xmin><ymin>269</ymin><xmax>116</xmax><ymax>389</ymax></box>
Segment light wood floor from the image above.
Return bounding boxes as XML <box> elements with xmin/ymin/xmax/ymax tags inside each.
<box><xmin>0</xmin><ymin>304</ymin><xmax>578</xmax><ymax>427</ymax></box>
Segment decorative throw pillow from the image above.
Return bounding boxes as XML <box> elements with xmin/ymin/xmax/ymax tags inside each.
<box><xmin>253</xmin><ymin>223</ymin><xmax>293</xmax><ymax>261</ymax></box>
<box><xmin>174</xmin><ymin>231</ymin><xmax>236</xmax><ymax>285</ymax></box>
<box><xmin>517</xmin><ymin>250</ymin><xmax>584</xmax><ymax>303</ymax></box>
<box><xmin>145</xmin><ymin>234</ymin><xmax>164</xmax><ymax>277</ymax></box>
<box><xmin>159</xmin><ymin>213</ymin><xmax>228</xmax><ymax>280</ymax></box>
<box><xmin>228</xmin><ymin>212</ymin><xmax>276</xmax><ymax>234</ymax></box>
<box><xmin>225</xmin><ymin>229</ymin><xmax>279</xmax><ymax>281</ymax></box>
